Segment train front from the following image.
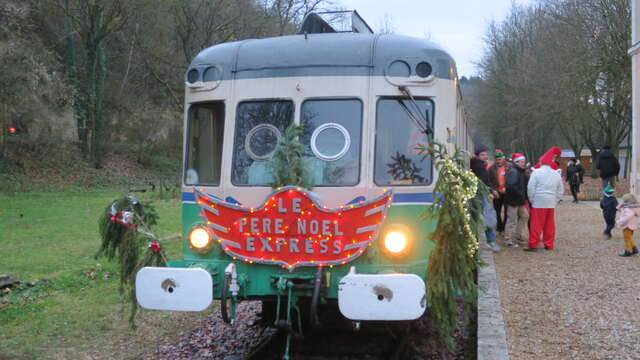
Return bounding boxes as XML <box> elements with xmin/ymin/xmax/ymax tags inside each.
<box><xmin>135</xmin><ymin>11</ymin><xmax>461</xmax><ymax>327</ymax></box>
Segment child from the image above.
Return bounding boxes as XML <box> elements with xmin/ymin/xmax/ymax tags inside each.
<box><xmin>600</xmin><ymin>186</ymin><xmax>617</xmax><ymax>239</ymax></box>
<box><xmin>615</xmin><ymin>193</ymin><xmax>640</xmax><ymax>257</ymax></box>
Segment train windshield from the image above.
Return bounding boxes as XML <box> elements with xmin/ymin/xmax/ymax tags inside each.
<box><xmin>300</xmin><ymin>99</ymin><xmax>362</xmax><ymax>186</ymax></box>
<box><xmin>184</xmin><ymin>102</ymin><xmax>225</xmax><ymax>186</ymax></box>
<box><xmin>232</xmin><ymin>100</ymin><xmax>294</xmax><ymax>185</ymax></box>
<box><xmin>375</xmin><ymin>98</ymin><xmax>434</xmax><ymax>186</ymax></box>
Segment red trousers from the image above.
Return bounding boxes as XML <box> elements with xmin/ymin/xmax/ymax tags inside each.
<box><xmin>528</xmin><ymin>207</ymin><xmax>556</xmax><ymax>249</ymax></box>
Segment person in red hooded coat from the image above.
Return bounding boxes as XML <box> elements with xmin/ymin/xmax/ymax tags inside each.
<box><xmin>525</xmin><ymin>146</ymin><xmax>564</xmax><ymax>251</ymax></box>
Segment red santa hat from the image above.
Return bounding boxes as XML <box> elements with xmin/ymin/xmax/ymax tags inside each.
<box><xmin>511</xmin><ymin>153</ymin><xmax>525</xmax><ymax>162</ymax></box>
<box><xmin>533</xmin><ymin>146</ymin><xmax>562</xmax><ymax>169</ymax></box>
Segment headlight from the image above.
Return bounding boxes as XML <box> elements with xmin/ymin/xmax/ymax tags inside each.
<box><xmin>380</xmin><ymin>225</ymin><xmax>412</xmax><ymax>259</ymax></box>
<box><xmin>189</xmin><ymin>227</ymin><xmax>212</xmax><ymax>250</ymax></box>
<box><xmin>384</xmin><ymin>231</ymin><xmax>408</xmax><ymax>253</ymax></box>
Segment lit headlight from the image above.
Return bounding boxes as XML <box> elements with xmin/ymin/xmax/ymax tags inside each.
<box><xmin>384</xmin><ymin>231</ymin><xmax>408</xmax><ymax>253</ymax></box>
<box><xmin>189</xmin><ymin>227</ymin><xmax>212</xmax><ymax>250</ymax></box>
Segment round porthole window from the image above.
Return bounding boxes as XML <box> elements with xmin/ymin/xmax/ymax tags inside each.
<box><xmin>387</xmin><ymin>60</ymin><xmax>411</xmax><ymax>77</ymax></box>
<box><xmin>415</xmin><ymin>62</ymin><xmax>433</xmax><ymax>78</ymax></box>
<box><xmin>244</xmin><ymin>124</ymin><xmax>282</xmax><ymax>161</ymax></box>
<box><xmin>203</xmin><ymin>66</ymin><xmax>221</xmax><ymax>82</ymax></box>
<box><xmin>187</xmin><ymin>69</ymin><xmax>199</xmax><ymax>83</ymax></box>
<box><xmin>310</xmin><ymin>123</ymin><xmax>351</xmax><ymax>161</ymax></box>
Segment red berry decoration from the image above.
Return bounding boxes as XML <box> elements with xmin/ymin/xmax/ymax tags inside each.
<box><xmin>149</xmin><ymin>241</ymin><xmax>161</xmax><ymax>253</ymax></box>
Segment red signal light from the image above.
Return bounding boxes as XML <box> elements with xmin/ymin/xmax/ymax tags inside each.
<box><xmin>7</xmin><ymin>126</ymin><xmax>16</xmax><ymax>134</ymax></box>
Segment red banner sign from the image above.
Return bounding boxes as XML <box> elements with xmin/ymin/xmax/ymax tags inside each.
<box><xmin>195</xmin><ymin>187</ymin><xmax>392</xmax><ymax>270</ymax></box>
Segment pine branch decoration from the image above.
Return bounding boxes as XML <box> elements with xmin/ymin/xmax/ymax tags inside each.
<box><xmin>96</xmin><ymin>195</ymin><xmax>166</xmax><ymax>328</ymax></box>
<box><xmin>418</xmin><ymin>141</ymin><xmax>484</xmax><ymax>350</ymax></box>
<box><xmin>97</xmin><ymin>196</ymin><xmax>159</xmax><ymax>287</ymax></box>
<box><xmin>270</xmin><ymin>123</ymin><xmax>313</xmax><ymax>189</ymax></box>
<box><xmin>386</xmin><ymin>151</ymin><xmax>425</xmax><ymax>182</ymax></box>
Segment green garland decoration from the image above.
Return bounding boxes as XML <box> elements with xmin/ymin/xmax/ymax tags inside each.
<box><xmin>270</xmin><ymin>123</ymin><xmax>313</xmax><ymax>189</ymax></box>
<box><xmin>418</xmin><ymin>141</ymin><xmax>486</xmax><ymax>349</ymax></box>
<box><xmin>96</xmin><ymin>195</ymin><xmax>166</xmax><ymax>327</ymax></box>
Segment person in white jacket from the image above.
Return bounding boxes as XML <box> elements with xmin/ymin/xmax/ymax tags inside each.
<box><xmin>525</xmin><ymin>146</ymin><xmax>564</xmax><ymax>251</ymax></box>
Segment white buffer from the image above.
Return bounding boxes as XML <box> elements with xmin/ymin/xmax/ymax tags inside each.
<box><xmin>338</xmin><ymin>266</ymin><xmax>426</xmax><ymax>321</ymax></box>
<box><xmin>136</xmin><ymin>267</ymin><xmax>212</xmax><ymax>311</ymax></box>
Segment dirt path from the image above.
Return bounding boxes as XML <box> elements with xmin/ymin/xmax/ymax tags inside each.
<box><xmin>493</xmin><ymin>200</ymin><xmax>640</xmax><ymax>359</ymax></box>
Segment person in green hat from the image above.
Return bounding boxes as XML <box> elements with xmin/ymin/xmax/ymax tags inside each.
<box><xmin>488</xmin><ymin>149</ymin><xmax>510</xmax><ymax>238</ymax></box>
<box><xmin>600</xmin><ymin>185</ymin><xmax>617</xmax><ymax>239</ymax></box>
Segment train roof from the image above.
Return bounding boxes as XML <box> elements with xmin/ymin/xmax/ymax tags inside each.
<box><xmin>186</xmin><ymin>33</ymin><xmax>457</xmax><ymax>83</ymax></box>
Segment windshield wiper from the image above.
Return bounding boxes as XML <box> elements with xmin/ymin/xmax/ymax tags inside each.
<box><xmin>396</xmin><ymin>86</ymin><xmax>432</xmax><ymax>135</ymax></box>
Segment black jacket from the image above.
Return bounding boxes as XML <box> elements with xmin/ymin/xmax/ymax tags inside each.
<box><xmin>597</xmin><ymin>150</ymin><xmax>620</xmax><ymax>178</ymax></box>
<box><xmin>600</xmin><ymin>195</ymin><xmax>618</xmax><ymax>220</ymax></box>
<box><xmin>470</xmin><ymin>157</ymin><xmax>490</xmax><ymax>187</ymax></box>
<box><xmin>505</xmin><ymin>165</ymin><xmax>527</xmax><ymax>206</ymax></box>
<box><xmin>566</xmin><ymin>164</ymin><xmax>584</xmax><ymax>185</ymax></box>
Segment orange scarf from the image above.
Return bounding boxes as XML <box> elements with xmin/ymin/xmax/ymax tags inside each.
<box><xmin>497</xmin><ymin>166</ymin><xmax>506</xmax><ymax>192</ymax></box>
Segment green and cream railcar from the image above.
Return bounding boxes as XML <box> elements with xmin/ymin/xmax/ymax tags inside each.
<box><xmin>137</xmin><ymin>11</ymin><xmax>473</xmax><ymax>326</ymax></box>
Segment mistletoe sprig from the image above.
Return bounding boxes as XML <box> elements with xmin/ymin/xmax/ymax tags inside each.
<box><xmin>418</xmin><ymin>140</ymin><xmax>485</xmax><ymax>350</ymax></box>
<box><xmin>96</xmin><ymin>195</ymin><xmax>166</xmax><ymax>327</ymax></box>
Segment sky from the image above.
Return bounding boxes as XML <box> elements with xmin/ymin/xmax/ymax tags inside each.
<box><xmin>339</xmin><ymin>0</ymin><xmax>533</xmax><ymax>77</ymax></box>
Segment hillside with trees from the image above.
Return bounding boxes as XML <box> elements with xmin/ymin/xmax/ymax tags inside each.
<box><xmin>0</xmin><ymin>0</ymin><xmax>337</xmax><ymax>192</ymax></box>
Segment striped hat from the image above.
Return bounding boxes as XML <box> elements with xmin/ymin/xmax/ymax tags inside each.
<box><xmin>494</xmin><ymin>149</ymin><xmax>505</xmax><ymax>159</ymax></box>
<box><xmin>603</xmin><ymin>186</ymin><xmax>614</xmax><ymax>196</ymax></box>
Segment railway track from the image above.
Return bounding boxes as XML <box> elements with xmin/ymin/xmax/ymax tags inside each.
<box><xmin>244</xmin><ymin>306</ymin><xmax>414</xmax><ymax>360</ymax></box>
<box><xmin>147</xmin><ymin>300</ymin><xmax>474</xmax><ymax>359</ymax></box>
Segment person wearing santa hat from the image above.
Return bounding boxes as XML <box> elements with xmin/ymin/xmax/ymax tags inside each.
<box><xmin>532</xmin><ymin>146</ymin><xmax>562</xmax><ymax>170</ymax></box>
<box><xmin>504</xmin><ymin>153</ymin><xmax>530</xmax><ymax>247</ymax></box>
<box><xmin>525</xmin><ymin>146</ymin><xmax>564</xmax><ymax>251</ymax></box>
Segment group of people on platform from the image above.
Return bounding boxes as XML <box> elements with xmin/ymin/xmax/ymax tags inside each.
<box><xmin>471</xmin><ymin>146</ymin><xmax>564</xmax><ymax>252</ymax></box>
<box><xmin>471</xmin><ymin>144</ymin><xmax>640</xmax><ymax>257</ymax></box>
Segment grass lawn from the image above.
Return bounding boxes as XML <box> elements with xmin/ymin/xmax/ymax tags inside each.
<box><xmin>0</xmin><ymin>190</ymin><xmax>208</xmax><ymax>359</ymax></box>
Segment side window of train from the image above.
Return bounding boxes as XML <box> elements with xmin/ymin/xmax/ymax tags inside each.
<box><xmin>185</xmin><ymin>102</ymin><xmax>225</xmax><ymax>186</ymax></box>
<box><xmin>375</xmin><ymin>98</ymin><xmax>434</xmax><ymax>186</ymax></box>
<box><xmin>232</xmin><ymin>100</ymin><xmax>294</xmax><ymax>185</ymax></box>
<box><xmin>300</xmin><ymin>99</ymin><xmax>362</xmax><ymax>186</ymax></box>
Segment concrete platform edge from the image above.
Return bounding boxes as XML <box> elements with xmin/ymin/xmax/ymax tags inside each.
<box><xmin>477</xmin><ymin>246</ymin><xmax>510</xmax><ymax>360</ymax></box>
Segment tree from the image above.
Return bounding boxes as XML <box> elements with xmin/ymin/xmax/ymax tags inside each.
<box><xmin>64</xmin><ymin>0</ymin><xmax>128</xmax><ymax>168</ymax></box>
<box><xmin>476</xmin><ymin>4</ymin><xmax>560</xmax><ymax>160</ymax></box>
<box><xmin>261</xmin><ymin>0</ymin><xmax>336</xmax><ymax>35</ymax></box>
<box><xmin>475</xmin><ymin>0</ymin><xmax>631</xmax><ymax>169</ymax></box>
<box><xmin>376</xmin><ymin>13</ymin><xmax>396</xmax><ymax>35</ymax></box>
<box><xmin>172</xmin><ymin>0</ymin><xmax>239</xmax><ymax>64</ymax></box>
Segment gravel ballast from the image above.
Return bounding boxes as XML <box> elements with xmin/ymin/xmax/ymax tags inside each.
<box><xmin>493</xmin><ymin>199</ymin><xmax>640</xmax><ymax>359</ymax></box>
<box><xmin>142</xmin><ymin>301</ymin><xmax>276</xmax><ymax>360</ymax></box>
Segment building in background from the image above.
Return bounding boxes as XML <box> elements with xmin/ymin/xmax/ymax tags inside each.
<box><xmin>559</xmin><ymin>149</ymin><xmax>594</xmax><ymax>173</ymax></box>
<box><xmin>559</xmin><ymin>146</ymin><xmax>630</xmax><ymax>179</ymax></box>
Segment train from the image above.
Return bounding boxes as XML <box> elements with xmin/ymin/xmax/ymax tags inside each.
<box><xmin>135</xmin><ymin>9</ymin><xmax>473</xmax><ymax>354</ymax></box>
